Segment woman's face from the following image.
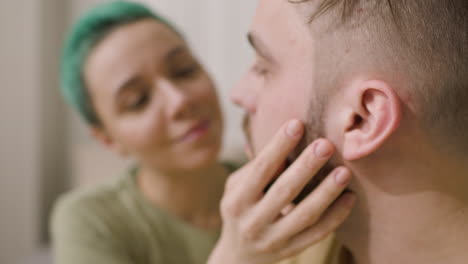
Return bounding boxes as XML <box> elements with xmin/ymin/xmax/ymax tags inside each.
<box><xmin>84</xmin><ymin>19</ymin><xmax>223</xmax><ymax>171</ymax></box>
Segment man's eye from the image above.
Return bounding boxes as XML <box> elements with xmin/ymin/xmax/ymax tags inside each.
<box><xmin>252</xmin><ymin>64</ymin><xmax>269</xmax><ymax>76</ymax></box>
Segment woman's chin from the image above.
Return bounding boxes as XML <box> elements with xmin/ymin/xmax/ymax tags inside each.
<box><xmin>185</xmin><ymin>146</ymin><xmax>221</xmax><ymax>169</ymax></box>
<box><xmin>162</xmin><ymin>144</ymin><xmax>221</xmax><ymax>172</ymax></box>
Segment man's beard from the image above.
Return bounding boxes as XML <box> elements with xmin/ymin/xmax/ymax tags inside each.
<box><xmin>242</xmin><ymin>95</ymin><xmax>335</xmax><ymax>204</ymax></box>
<box><xmin>288</xmin><ymin>111</ymin><xmax>335</xmax><ymax>203</ymax></box>
<box><xmin>242</xmin><ymin>116</ymin><xmax>254</xmax><ymax>156</ymax></box>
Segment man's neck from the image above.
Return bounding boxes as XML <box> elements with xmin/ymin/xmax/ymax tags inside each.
<box><xmin>137</xmin><ymin>162</ymin><xmax>229</xmax><ymax>230</ymax></box>
<box><xmin>338</xmin><ymin>155</ymin><xmax>468</xmax><ymax>264</ymax></box>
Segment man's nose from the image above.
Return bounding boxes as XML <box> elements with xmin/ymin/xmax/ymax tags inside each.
<box><xmin>230</xmin><ymin>75</ymin><xmax>257</xmax><ymax>113</ymax></box>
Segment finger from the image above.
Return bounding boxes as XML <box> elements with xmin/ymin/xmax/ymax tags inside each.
<box><xmin>220</xmin><ymin>120</ymin><xmax>304</xmax><ymax>220</ymax></box>
<box><xmin>240</xmin><ymin>119</ymin><xmax>304</xmax><ymax>198</ymax></box>
<box><xmin>280</xmin><ymin>204</ymin><xmax>295</xmax><ymax>216</ymax></box>
<box><xmin>245</xmin><ymin>139</ymin><xmax>334</xmax><ymax>228</ymax></box>
<box><xmin>270</xmin><ymin>167</ymin><xmax>352</xmax><ymax>242</ymax></box>
<box><xmin>279</xmin><ymin>192</ymin><xmax>356</xmax><ymax>259</ymax></box>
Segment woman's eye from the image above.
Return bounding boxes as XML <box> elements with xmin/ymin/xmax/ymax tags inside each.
<box><xmin>173</xmin><ymin>64</ymin><xmax>198</xmax><ymax>79</ymax></box>
<box><xmin>126</xmin><ymin>92</ymin><xmax>150</xmax><ymax>111</ymax></box>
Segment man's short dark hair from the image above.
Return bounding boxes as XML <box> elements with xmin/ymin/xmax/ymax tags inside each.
<box><xmin>293</xmin><ymin>0</ymin><xmax>468</xmax><ymax>155</ymax></box>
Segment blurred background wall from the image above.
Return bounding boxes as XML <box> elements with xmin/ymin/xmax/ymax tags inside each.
<box><xmin>0</xmin><ymin>1</ymin><xmax>255</xmax><ymax>263</ymax></box>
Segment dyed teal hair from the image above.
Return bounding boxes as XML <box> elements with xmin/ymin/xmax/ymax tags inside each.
<box><xmin>61</xmin><ymin>1</ymin><xmax>181</xmax><ymax>125</ymax></box>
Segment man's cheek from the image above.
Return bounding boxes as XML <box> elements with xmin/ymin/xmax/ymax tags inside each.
<box><xmin>251</xmin><ymin>120</ymin><xmax>275</xmax><ymax>153</ymax></box>
<box><xmin>252</xmin><ymin>114</ymin><xmax>287</xmax><ymax>153</ymax></box>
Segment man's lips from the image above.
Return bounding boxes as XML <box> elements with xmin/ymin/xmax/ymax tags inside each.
<box><xmin>243</xmin><ymin>116</ymin><xmax>255</xmax><ymax>158</ymax></box>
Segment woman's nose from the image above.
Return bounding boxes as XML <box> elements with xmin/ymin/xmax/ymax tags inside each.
<box><xmin>157</xmin><ymin>79</ymin><xmax>193</xmax><ymax>119</ymax></box>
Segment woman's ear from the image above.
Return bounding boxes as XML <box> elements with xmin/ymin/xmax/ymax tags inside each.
<box><xmin>90</xmin><ymin>126</ymin><xmax>129</xmax><ymax>157</ymax></box>
<box><xmin>342</xmin><ymin>80</ymin><xmax>402</xmax><ymax>161</ymax></box>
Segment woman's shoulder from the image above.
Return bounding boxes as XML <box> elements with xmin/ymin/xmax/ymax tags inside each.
<box><xmin>50</xmin><ymin>171</ymin><xmax>165</xmax><ymax>263</ymax></box>
<box><xmin>50</xmin><ymin>172</ymin><xmax>135</xmax><ymax>236</ymax></box>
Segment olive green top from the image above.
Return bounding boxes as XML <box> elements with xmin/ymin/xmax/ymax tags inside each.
<box><xmin>51</xmin><ymin>165</ymin><xmax>235</xmax><ymax>264</ymax></box>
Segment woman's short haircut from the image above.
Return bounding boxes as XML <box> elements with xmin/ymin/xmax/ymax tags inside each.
<box><xmin>61</xmin><ymin>1</ymin><xmax>181</xmax><ymax>125</ymax></box>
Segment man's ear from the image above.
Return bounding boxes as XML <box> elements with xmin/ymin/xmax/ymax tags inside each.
<box><xmin>90</xmin><ymin>126</ymin><xmax>129</xmax><ymax>157</ymax></box>
<box><xmin>342</xmin><ymin>80</ymin><xmax>402</xmax><ymax>161</ymax></box>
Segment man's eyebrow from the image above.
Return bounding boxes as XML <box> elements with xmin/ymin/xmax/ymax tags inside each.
<box><xmin>247</xmin><ymin>32</ymin><xmax>275</xmax><ymax>63</ymax></box>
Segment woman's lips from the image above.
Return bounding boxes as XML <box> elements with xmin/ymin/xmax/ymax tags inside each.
<box><xmin>178</xmin><ymin>120</ymin><xmax>211</xmax><ymax>143</ymax></box>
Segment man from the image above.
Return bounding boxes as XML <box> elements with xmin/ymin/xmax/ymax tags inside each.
<box><xmin>209</xmin><ymin>0</ymin><xmax>468</xmax><ymax>263</ymax></box>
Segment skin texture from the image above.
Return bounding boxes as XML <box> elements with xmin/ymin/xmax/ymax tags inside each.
<box><xmin>208</xmin><ymin>1</ymin><xmax>356</xmax><ymax>263</ymax></box>
<box><xmin>209</xmin><ymin>121</ymin><xmax>355</xmax><ymax>264</ymax></box>
<box><xmin>84</xmin><ymin>19</ymin><xmax>228</xmax><ymax>229</ymax></box>
<box><xmin>214</xmin><ymin>0</ymin><xmax>468</xmax><ymax>263</ymax></box>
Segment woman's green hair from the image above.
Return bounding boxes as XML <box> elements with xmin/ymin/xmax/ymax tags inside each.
<box><xmin>60</xmin><ymin>1</ymin><xmax>181</xmax><ymax>125</ymax></box>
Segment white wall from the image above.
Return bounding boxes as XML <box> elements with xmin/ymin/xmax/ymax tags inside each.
<box><xmin>68</xmin><ymin>0</ymin><xmax>257</xmax><ymax>186</ymax></box>
<box><xmin>1</xmin><ymin>0</ymin><xmax>68</xmax><ymax>262</ymax></box>
<box><xmin>0</xmin><ymin>1</ymin><xmax>42</xmax><ymax>263</ymax></box>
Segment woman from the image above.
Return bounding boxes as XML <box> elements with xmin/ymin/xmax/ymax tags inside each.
<box><xmin>51</xmin><ymin>2</ymin><xmax>234</xmax><ymax>263</ymax></box>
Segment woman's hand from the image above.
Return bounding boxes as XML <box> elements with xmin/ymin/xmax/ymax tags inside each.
<box><xmin>208</xmin><ymin>120</ymin><xmax>356</xmax><ymax>264</ymax></box>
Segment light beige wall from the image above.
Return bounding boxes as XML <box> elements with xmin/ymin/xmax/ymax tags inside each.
<box><xmin>0</xmin><ymin>0</ymin><xmax>68</xmax><ymax>262</ymax></box>
<box><xmin>0</xmin><ymin>1</ymin><xmax>42</xmax><ymax>262</ymax></box>
<box><xmin>38</xmin><ymin>0</ymin><xmax>69</xmax><ymax>244</ymax></box>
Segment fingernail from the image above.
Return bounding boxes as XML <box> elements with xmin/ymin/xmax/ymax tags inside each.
<box><xmin>334</xmin><ymin>168</ymin><xmax>350</xmax><ymax>186</ymax></box>
<box><xmin>314</xmin><ymin>140</ymin><xmax>332</xmax><ymax>158</ymax></box>
<box><xmin>286</xmin><ymin>120</ymin><xmax>302</xmax><ymax>137</ymax></box>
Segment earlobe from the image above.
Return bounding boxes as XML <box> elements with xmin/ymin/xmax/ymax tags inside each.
<box><xmin>90</xmin><ymin>126</ymin><xmax>128</xmax><ymax>157</ymax></box>
<box><xmin>342</xmin><ymin>80</ymin><xmax>402</xmax><ymax>161</ymax></box>
<box><xmin>90</xmin><ymin>126</ymin><xmax>112</xmax><ymax>147</ymax></box>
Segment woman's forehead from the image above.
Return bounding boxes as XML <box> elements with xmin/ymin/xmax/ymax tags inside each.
<box><xmin>84</xmin><ymin>19</ymin><xmax>186</xmax><ymax>91</ymax></box>
<box><xmin>98</xmin><ymin>19</ymin><xmax>183</xmax><ymax>57</ymax></box>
